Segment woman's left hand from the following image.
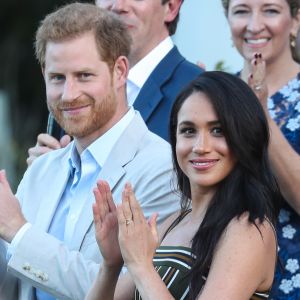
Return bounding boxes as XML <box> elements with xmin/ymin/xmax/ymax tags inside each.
<box><xmin>117</xmin><ymin>182</ymin><xmax>159</xmax><ymax>273</ymax></box>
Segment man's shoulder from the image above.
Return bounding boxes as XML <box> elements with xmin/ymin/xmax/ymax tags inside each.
<box><xmin>135</xmin><ymin>134</ymin><xmax>172</xmax><ymax>172</ymax></box>
<box><xmin>141</xmin><ymin>129</ymin><xmax>171</xmax><ymax>153</ymax></box>
<box><xmin>152</xmin><ymin>46</ymin><xmax>203</xmax><ymax>86</ymax></box>
<box><xmin>162</xmin><ymin>46</ymin><xmax>203</xmax><ymax>74</ymax></box>
<box><xmin>131</xmin><ymin>118</ymin><xmax>171</xmax><ymax>157</ymax></box>
<box><xmin>177</xmin><ymin>58</ymin><xmax>204</xmax><ymax>75</ymax></box>
<box><xmin>171</xmin><ymin>49</ymin><xmax>203</xmax><ymax>78</ymax></box>
<box><xmin>121</xmin><ymin>116</ymin><xmax>172</xmax><ymax>167</ymax></box>
<box><xmin>29</xmin><ymin>143</ymin><xmax>71</xmax><ymax>172</ymax></box>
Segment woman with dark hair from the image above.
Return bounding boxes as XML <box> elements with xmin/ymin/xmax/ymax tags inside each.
<box><xmin>86</xmin><ymin>71</ymin><xmax>281</xmax><ymax>300</ymax></box>
<box><xmin>222</xmin><ymin>1</ymin><xmax>300</xmax><ymax>298</ymax></box>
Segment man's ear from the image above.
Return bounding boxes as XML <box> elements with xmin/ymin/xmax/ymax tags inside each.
<box><xmin>164</xmin><ymin>0</ymin><xmax>183</xmax><ymax>23</ymax></box>
<box><xmin>113</xmin><ymin>56</ymin><xmax>129</xmax><ymax>89</ymax></box>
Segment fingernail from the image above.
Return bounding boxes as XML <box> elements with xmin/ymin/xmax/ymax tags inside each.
<box><xmin>250</xmin><ymin>74</ymin><xmax>253</xmax><ymax>79</ymax></box>
<box><xmin>254</xmin><ymin>53</ymin><xmax>258</xmax><ymax>58</ymax></box>
<box><xmin>254</xmin><ymin>60</ymin><xmax>257</xmax><ymax>65</ymax></box>
<box><xmin>258</xmin><ymin>53</ymin><xmax>262</xmax><ymax>58</ymax></box>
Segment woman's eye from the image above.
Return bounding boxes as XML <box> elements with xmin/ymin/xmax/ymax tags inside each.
<box><xmin>232</xmin><ymin>9</ymin><xmax>249</xmax><ymax>15</ymax></box>
<box><xmin>211</xmin><ymin>127</ymin><xmax>223</xmax><ymax>136</ymax></box>
<box><xmin>179</xmin><ymin>127</ymin><xmax>195</xmax><ymax>136</ymax></box>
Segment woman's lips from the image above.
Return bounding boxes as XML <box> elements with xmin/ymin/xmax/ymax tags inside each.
<box><xmin>190</xmin><ymin>159</ymin><xmax>219</xmax><ymax>171</ymax></box>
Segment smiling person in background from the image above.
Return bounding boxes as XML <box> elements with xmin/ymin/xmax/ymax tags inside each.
<box><xmin>222</xmin><ymin>0</ymin><xmax>300</xmax><ymax>298</ymax></box>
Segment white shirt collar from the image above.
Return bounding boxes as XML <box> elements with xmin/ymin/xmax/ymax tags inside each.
<box><xmin>127</xmin><ymin>37</ymin><xmax>174</xmax><ymax>105</ymax></box>
<box><xmin>68</xmin><ymin>107</ymin><xmax>135</xmax><ymax>170</ymax></box>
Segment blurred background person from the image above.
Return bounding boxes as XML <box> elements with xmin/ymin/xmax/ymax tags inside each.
<box><xmin>222</xmin><ymin>0</ymin><xmax>300</xmax><ymax>298</ymax></box>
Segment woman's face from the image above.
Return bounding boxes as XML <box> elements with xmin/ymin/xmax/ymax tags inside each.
<box><xmin>227</xmin><ymin>0</ymin><xmax>299</xmax><ymax>64</ymax></box>
<box><xmin>175</xmin><ymin>92</ymin><xmax>236</xmax><ymax>193</ymax></box>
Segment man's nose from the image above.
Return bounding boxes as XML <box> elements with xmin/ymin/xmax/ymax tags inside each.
<box><xmin>111</xmin><ymin>0</ymin><xmax>128</xmax><ymax>14</ymax></box>
<box><xmin>61</xmin><ymin>79</ymin><xmax>80</xmax><ymax>102</ymax></box>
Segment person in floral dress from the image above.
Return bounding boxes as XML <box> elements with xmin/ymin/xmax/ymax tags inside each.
<box><xmin>268</xmin><ymin>77</ymin><xmax>300</xmax><ymax>298</ymax></box>
<box><xmin>221</xmin><ymin>0</ymin><xmax>300</xmax><ymax>298</ymax></box>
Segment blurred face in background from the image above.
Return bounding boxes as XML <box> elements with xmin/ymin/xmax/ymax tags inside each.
<box><xmin>95</xmin><ymin>0</ymin><xmax>178</xmax><ymax>65</ymax></box>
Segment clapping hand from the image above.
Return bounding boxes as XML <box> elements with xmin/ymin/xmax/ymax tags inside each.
<box><xmin>0</xmin><ymin>170</ymin><xmax>26</xmax><ymax>243</ymax></box>
<box><xmin>248</xmin><ymin>52</ymin><xmax>268</xmax><ymax>108</ymax></box>
<box><xmin>117</xmin><ymin>183</ymin><xmax>159</xmax><ymax>273</ymax></box>
<box><xmin>93</xmin><ymin>180</ymin><xmax>123</xmax><ymax>268</ymax></box>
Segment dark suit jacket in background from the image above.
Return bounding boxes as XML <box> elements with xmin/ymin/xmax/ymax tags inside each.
<box><xmin>49</xmin><ymin>46</ymin><xmax>203</xmax><ymax>142</ymax></box>
<box><xmin>134</xmin><ymin>46</ymin><xmax>203</xmax><ymax>141</ymax></box>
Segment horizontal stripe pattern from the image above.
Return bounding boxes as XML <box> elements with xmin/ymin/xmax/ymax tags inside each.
<box><xmin>134</xmin><ymin>246</ymin><xmax>193</xmax><ymax>300</ymax></box>
<box><xmin>134</xmin><ymin>246</ymin><xmax>270</xmax><ymax>299</ymax></box>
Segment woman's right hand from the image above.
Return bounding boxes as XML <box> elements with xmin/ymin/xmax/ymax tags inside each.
<box><xmin>248</xmin><ymin>52</ymin><xmax>268</xmax><ymax>109</ymax></box>
<box><xmin>117</xmin><ymin>183</ymin><xmax>159</xmax><ymax>272</ymax></box>
<box><xmin>93</xmin><ymin>180</ymin><xmax>123</xmax><ymax>268</ymax></box>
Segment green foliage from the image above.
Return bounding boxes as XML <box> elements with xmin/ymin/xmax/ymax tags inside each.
<box><xmin>214</xmin><ymin>60</ymin><xmax>228</xmax><ymax>72</ymax></box>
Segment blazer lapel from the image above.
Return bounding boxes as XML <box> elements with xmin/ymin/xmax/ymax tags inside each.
<box><xmin>69</xmin><ymin>113</ymin><xmax>147</xmax><ymax>251</ymax></box>
<box><xmin>68</xmin><ymin>160</ymin><xmax>126</xmax><ymax>251</ymax></box>
<box><xmin>34</xmin><ymin>149</ymin><xmax>71</xmax><ymax>232</ymax></box>
<box><xmin>133</xmin><ymin>46</ymin><xmax>184</xmax><ymax>123</ymax></box>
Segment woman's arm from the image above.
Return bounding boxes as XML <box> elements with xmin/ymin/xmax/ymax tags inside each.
<box><xmin>86</xmin><ymin>181</ymin><xmax>179</xmax><ymax>300</ymax></box>
<box><xmin>85</xmin><ymin>181</ymin><xmax>135</xmax><ymax>300</ymax></box>
<box><xmin>116</xmin><ymin>183</ymin><xmax>175</xmax><ymax>300</ymax></box>
<box><xmin>266</xmin><ymin>118</ymin><xmax>300</xmax><ymax>213</ymax></box>
<box><xmin>85</xmin><ymin>263</ymin><xmax>123</xmax><ymax>300</ymax></box>
<box><xmin>249</xmin><ymin>54</ymin><xmax>300</xmax><ymax>214</ymax></box>
<box><xmin>197</xmin><ymin>215</ymin><xmax>277</xmax><ymax>300</ymax></box>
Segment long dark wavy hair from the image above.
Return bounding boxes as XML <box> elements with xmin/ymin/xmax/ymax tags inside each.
<box><xmin>169</xmin><ymin>71</ymin><xmax>282</xmax><ymax>299</ymax></box>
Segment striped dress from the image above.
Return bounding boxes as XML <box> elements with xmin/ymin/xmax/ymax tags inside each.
<box><xmin>134</xmin><ymin>245</ymin><xmax>270</xmax><ymax>300</ymax></box>
<box><xmin>134</xmin><ymin>210</ymin><xmax>272</xmax><ymax>299</ymax></box>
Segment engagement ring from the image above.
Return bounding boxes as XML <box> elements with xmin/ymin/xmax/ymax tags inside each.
<box><xmin>125</xmin><ymin>219</ymin><xmax>132</xmax><ymax>225</ymax></box>
<box><xmin>253</xmin><ymin>84</ymin><xmax>263</xmax><ymax>91</ymax></box>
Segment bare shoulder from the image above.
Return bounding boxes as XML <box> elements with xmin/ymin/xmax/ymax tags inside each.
<box><xmin>219</xmin><ymin>213</ymin><xmax>277</xmax><ymax>262</ymax></box>
<box><xmin>224</xmin><ymin>213</ymin><xmax>276</xmax><ymax>247</ymax></box>
<box><xmin>157</xmin><ymin>210</ymin><xmax>182</xmax><ymax>243</ymax></box>
<box><xmin>199</xmin><ymin>213</ymin><xmax>277</xmax><ymax>299</ymax></box>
